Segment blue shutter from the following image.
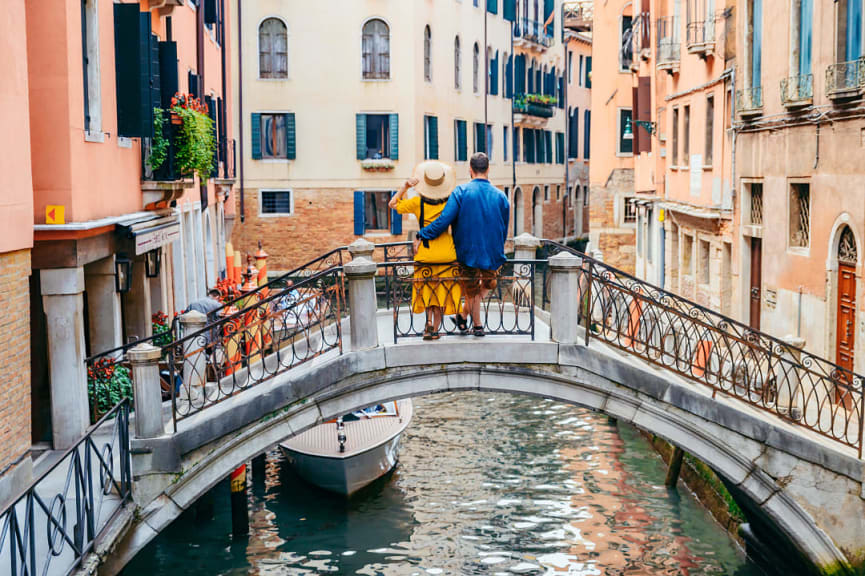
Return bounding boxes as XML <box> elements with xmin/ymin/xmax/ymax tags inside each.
<box><xmin>799</xmin><ymin>0</ymin><xmax>812</xmax><ymax>75</ymax></box>
<box><xmin>516</xmin><ymin>55</ymin><xmax>525</xmax><ymax>94</ymax></box>
<box><xmin>557</xmin><ymin>76</ymin><xmax>564</xmax><ymax>108</ymax></box>
<box><xmin>584</xmin><ymin>110</ymin><xmax>591</xmax><ymax>159</ymax></box>
<box><xmin>390</xmin><ymin>192</ymin><xmax>403</xmax><ymax>235</ymax></box>
<box><xmin>430</xmin><ymin>116</ymin><xmax>439</xmax><ymax>159</ymax></box>
<box><xmin>251</xmin><ymin>113</ymin><xmax>261</xmax><ymax>159</ymax></box>
<box><xmin>354</xmin><ymin>191</ymin><xmax>365</xmax><ymax>236</ymax></box>
<box><xmin>503</xmin><ymin>0</ymin><xmax>515</xmax><ymax>21</ymax></box>
<box><xmin>752</xmin><ymin>0</ymin><xmax>762</xmax><ymax>85</ymax></box>
<box><xmin>457</xmin><ymin>120</ymin><xmax>467</xmax><ymax>161</ymax></box>
<box><xmin>505</xmin><ymin>54</ymin><xmax>513</xmax><ymax>98</ymax></box>
<box><xmin>356</xmin><ymin>114</ymin><xmax>367</xmax><ymax>160</ymax></box>
<box><xmin>556</xmin><ymin>132</ymin><xmax>565</xmax><ymax>164</ymax></box>
<box><xmin>389</xmin><ymin>113</ymin><xmax>399</xmax><ymax>160</ymax></box>
<box><xmin>285</xmin><ymin>113</ymin><xmax>296</xmax><ymax>160</ymax></box>
<box><xmin>543</xmin><ymin>0</ymin><xmax>555</xmax><ymax>36</ymax></box>
<box><xmin>487</xmin><ymin>0</ymin><xmax>498</xmax><ymax>15</ymax></box>
<box><xmin>846</xmin><ymin>0</ymin><xmax>861</xmax><ymax>60</ymax></box>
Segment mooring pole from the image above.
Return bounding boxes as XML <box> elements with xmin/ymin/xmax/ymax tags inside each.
<box><xmin>230</xmin><ymin>464</ymin><xmax>249</xmax><ymax>536</ymax></box>
<box><xmin>665</xmin><ymin>446</ymin><xmax>685</xmax><ymax>488</ymax></box>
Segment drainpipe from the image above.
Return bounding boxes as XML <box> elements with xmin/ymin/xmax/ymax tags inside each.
<box><xmin>511</xmin><ymin>19</ymin><xmax>516</xmax><ymax>201</ymax></box>
<box><xmin>237</xmin><ymin>0</ymin><xmax>245</xmax><ymax>222</ymax></box>
<box><xmin>660</xmin><ymin>212</ymin><xmax>666</xmax><ymax>289</ymax></box>
<box><xmin>562</xmin><ymin>17</ymin><xmax>568</xmax><ymax>242</ymax></box>
<box><xmin>484</xmin><ymin>5</ymin><xmax>488</xmax><ymax>149</ymax></box>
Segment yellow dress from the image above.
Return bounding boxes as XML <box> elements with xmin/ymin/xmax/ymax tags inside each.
<box><xmin>396</xmin><ymin>196</ymin><xmax>462</xmax><ymax>315</ymax></box>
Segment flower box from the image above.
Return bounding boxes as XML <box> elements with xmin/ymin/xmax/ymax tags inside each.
<box><xmin>361</xmin><ymin>158</ymin><xmax>395</xmax><ymax>171</ymax></box>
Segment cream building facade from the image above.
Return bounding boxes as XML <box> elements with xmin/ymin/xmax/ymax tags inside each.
<box><xmin>230</xmin><ymin>0</ymin><xmax>580</xmax><ymax>271</ymax></box>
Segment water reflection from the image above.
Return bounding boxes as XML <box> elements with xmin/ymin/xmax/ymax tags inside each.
<box><xmin>123</xmin><ymin>392</ymin><xmax>762</xmax><ymax>575</ymax></box>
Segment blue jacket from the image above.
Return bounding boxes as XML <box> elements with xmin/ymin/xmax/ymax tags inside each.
<box><xmin>417</xmin><ymin>178</ymin><xmax>510</xmax><ymax>271</ymax></box>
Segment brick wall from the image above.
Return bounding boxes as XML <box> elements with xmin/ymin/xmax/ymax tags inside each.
<box><xmin>589</xmin><ymin>168</ymin><xmax>636</xmax><ymax>274</ymax></box>
<box><xmin>0</xmin><ymin>250</ymin><xmax>32</xmax><ymax>475</ymax></box>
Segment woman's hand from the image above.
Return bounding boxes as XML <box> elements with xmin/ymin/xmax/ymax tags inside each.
<box><xmin>405</xmin><ymin>177</ymin><xmax>419</xmax><ymax>189</ymax></box>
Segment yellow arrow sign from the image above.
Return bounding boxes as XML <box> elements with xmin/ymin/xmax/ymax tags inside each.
<box><xmin>46</xmin><ymin>205</ymin><xmax>65</xmax><ymax>225</ymax></box>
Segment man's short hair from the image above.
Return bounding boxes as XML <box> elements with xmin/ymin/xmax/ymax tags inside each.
<box><xmin>470</xmin><ymin>152</ymin><xmax>489</xmax><ymax>174</ymax></box>
<box><xmin>208</xmin><ymin>289</ymin><xmax>221</xmax><ymax>298</ymax></box>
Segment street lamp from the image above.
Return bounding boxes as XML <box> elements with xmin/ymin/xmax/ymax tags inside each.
<box><xmin>115</xmin><ymin>254</ymin><xmax>133</xmax><ymax>293</ymax></box>
<box><xmin>145</xmin><ymin>248</ymin><xmax>162</xmax><ymax>278</ymax></box>
<box><xmin>623</xmin><ymin>116</ymin><xmax>657</xmax><ymax>140</ymax></box>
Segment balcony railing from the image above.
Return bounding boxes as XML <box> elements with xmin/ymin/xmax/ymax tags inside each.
<box><xmin>631</xmin><ymin>13</ymin><xmax>651</xmax><ymax>63</ymax></box>
<box><xmin>736</xmin><ymin>86</ymin><xmax>763</xmax><ymax>117</ymax></box>
<box><xmin>686</xmin><ymin>17</ymin><xmax>715</xmax><ymax>54</ymax></box>
<box><xmin>825</xmin><ymin>57</ymin><xmax>865</xmax><ymax>98</ymax></box>
<box><xmin>780</xmin><ymin>74</ymin><xmax>813</xmax><ymax>107</ymax></box>
<box><xmin>562</xmin><ymin>1</ymin><xmax>592</xmax><ymax>32</ymax></box>
<box><xmin>514</xmin><ymin>19</ymin><xmax>554</xmax><ymax>49</ymax></box>
<box><xmin>656</xmin><ymin>17</ymin><xmax>681</xmax><ymax>71</ymax></box>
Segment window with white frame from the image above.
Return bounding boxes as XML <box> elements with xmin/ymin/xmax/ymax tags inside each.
<box><xmin>260</xmin><ymin>190</ymin><xmax>293</xmax><ymax>215</ymax></box>
<box><xmin>789</xmin><ymin>182</ymin><xmax>810</xmax><ymax>248</ymax></box>
<box><xmin>259</xmin><ymin>18</ymin><xmax>288</xmax><ymax>79</ymax></box>
<box><xmin>623</xmin><ymin>196</ymin><xmax>638</xmax><ymax>224</ymax></box>
<box><xmin>362</xmin><ymin>19</ymin><xmax>390</xmax><ymax>79</ymax></box>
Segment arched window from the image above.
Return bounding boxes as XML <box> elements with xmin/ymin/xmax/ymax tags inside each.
<box><xmin>259</xmin><ymin>18</ymin><xmax>287</xmax><ymax>79</ymax></box>
<box><xmin>424</xmin><ymin>25</ymin><xmax>432</xmax><ymax>81</ymax></box>
<box><xmin>839</xmin><ymin>226</ymin><xmax>858</xmax><ymax>265</ymax></box>
<box><xmin>362</xmin><ymin>19</ymin><xmax>390</xmax><ymax>79</ymax></box>
<box><xmin>473</xmin><ymin>42</ymin><xmax>480</xmax><ymax>93</ymax></box>
<box><xmin>454</xmin><ymin>36</ymin><xmax>461</xmax><ymax>88</ymax></box>
<box><xmin>487</xmin><ymin>47</ymin><xmax>493</xmax><ymax>93</ymax></box>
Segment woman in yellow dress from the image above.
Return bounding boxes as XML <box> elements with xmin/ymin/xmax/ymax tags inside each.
<box><xmin>389</xmin><ymin>161</ymin><xmax>462</xmax><ymax>340</ymax></box>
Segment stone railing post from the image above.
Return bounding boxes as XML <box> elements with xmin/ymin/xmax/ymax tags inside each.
<box><xmin>344</xmin><ymin>257</ymin><xmax>379</xmax><ymax>351</ymax></box>
<box><xmin>514</xmin><ymin>232</ymin><xmax>541</xmax><ymax>261</ymax></box>
<box><xmin>347</xmin><ymin>238</ymin><xmax>375</xmax><ymax>261</ymax></box>
<box><xmin>778</xmin><ymin>335</ymin><xmax>806</xmax><ymax>421</ymax></box>
<box><xmin>128</xmin><ymin>343</ymin><xmax>165</xmax><ymax>439</ymax></box>
<box><xmin>179</xmin><ymin>310</ymin><xmax>208</xmax><ymax>400</ymax></box>
<box><xmin>549</xmin><ymin>252</ymin><xmax>583</xmax><ymax>345</ymax></box>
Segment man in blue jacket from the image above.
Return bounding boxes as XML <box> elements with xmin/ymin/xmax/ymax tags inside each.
<box><xmin>416</xmin><ymin>152</ymin><xmax>510</xmax><ymax>336</ymax></box>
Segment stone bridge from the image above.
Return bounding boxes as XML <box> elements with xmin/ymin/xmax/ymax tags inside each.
<box><xmin>8</xmin><ymin>238</ymin><xmax>865</xmax><ymax>576</ymax></box>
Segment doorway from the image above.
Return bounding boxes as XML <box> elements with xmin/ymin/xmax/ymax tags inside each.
<box><xmin>835</xmin><ymin>225</ymin><xmax>857</xmax><ymax>405</ymax></box>
<box><xmin>749</xmin><ymin>238</ymin><xmax>762</xmax><ymax>330</ymax></box>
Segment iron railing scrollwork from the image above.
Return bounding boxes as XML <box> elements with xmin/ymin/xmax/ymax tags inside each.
<box><xmin>780</xmin><ymin>74</ymin><xmax>814</xmax><ymax>105</ymax></box>
<box><xmin>0</xmin><ymin>400</ymin><xmax>132</xmax><ymax>576</ymax></box>
<box><xmin>656</xmin><ymin>17</ymin><xmax>681</xmax><ymax>68</ymax></box>
<box><xmin>825</xmin><ymin>57</ymin><xmax>865</xmax><ymax>96</ymax></box>
<box><xmin>390</xmin><ymin>260</ymin><xmax>536</xmax><ymax>341</ymax></box>
<box><xmin>542</xmin><ymin>239</ymin><xmax>865</xmax><ymax>457</ymax></box>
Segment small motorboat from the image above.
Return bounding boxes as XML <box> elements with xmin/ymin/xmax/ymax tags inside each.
<box><xmin>279</xmin><ymin>399</ymin><xmax>412</xmax><ymax>496</ymax></box>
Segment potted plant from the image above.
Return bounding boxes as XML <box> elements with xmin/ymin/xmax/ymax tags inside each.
<box><xmin>148</xmin><ymin>92</ymin><xmax>217</xmax><ymax>183</ymax></box>
<box><xmin>87</xmin><ymin>358</ymin><xmax>133</xmax><ymax>422</ymax></box>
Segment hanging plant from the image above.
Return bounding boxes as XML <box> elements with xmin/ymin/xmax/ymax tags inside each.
<box><xmin>146</xmin><ymin>93</ymin><xmax>216</xmax><ymax>183</ymax></box>
<box><xmin>147</xmin><ymin>108</ymin><xmax>170</xmax><ymax>171</ymax></box>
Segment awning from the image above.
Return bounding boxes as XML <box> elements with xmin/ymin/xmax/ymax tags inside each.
<box><xmin>118</xmin><ymin>214</ymin><xmax>180</xmax><ymax>255</ymax></box>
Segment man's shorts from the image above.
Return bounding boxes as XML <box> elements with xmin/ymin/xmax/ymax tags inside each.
<box><xmin>460</xmin><ymin>266</ymin><xmax>499</xmax><ymax>297</ymax></box>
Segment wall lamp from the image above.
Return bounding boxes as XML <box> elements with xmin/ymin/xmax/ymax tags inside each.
<box><xmin>115</xmin><ymin>254</ymin><xmax>133</xmax><ymax>293</ymax></box>
<box><xmin>145</xmin><ymin>248</ymin><xmax>162</xmax><ymax>278</ymax></box>
<box><xmin>623</xmin><ymin>117</ymin><xmax>657</xmax><ymax>139</ymax></box>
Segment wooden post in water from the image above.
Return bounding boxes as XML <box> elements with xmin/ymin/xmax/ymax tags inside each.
<box><xmin>665</xmin><ymin>446</ymin><xmax>685</xmax><ymax>488</ymax></box>
<box><xmin>252</xmin><ymin>453</ymin><xmax>267</xmax><ymax>487</ymax></box>
<box><xmin>230</xmin><ymin>464</ymin><xmax>249</xmax><ymax>537</ymax></box>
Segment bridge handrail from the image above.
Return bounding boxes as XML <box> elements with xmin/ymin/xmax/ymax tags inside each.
<box><xmin>542</xmin><ymin>239</ymin><xmax>864</xmax><ymax>456</ymax></box>
<box><xmin>0</xmin><ymin>399</ymin><xmax>132</xmax><ymax>576</ymax></box>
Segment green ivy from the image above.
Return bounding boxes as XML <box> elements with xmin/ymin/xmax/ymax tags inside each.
<box><xmin>173</xmin><ymin>105</ymin><xmax>216</xmax><ymax>183</ymax></box>
<box><xmin>147</xmin><ymin>108</ymin><xmax>169</xmax><ymax>171</ymax></box>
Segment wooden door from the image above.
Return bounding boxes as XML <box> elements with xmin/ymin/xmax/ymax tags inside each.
<box><xmin>835</xmin><ymin>264</ymin><xmax>857</xmax><ymax>406</ymax></box>
<box><xmin>749</xmin><ymin>238</ymin><xmax>762</xmax><ymax>330</ymax></box>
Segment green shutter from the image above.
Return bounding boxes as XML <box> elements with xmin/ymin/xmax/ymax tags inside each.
<box><xmin>430</xmin><ymin>116</ymin><xmax>439</xmax><ymax>160</ymax></box>
<box><xmin>251</xmin><ymin>113</ymin><xmax>261</xmax><ymax>159</ymax></box>
<box><xmin>543</xmin><ymin>0</ymin><xmax>554</xmax><ymax>35</ymax></box>
<box><xmin>356</xmin><ymin>114</ymin><xmax>367</xmax><ymax>160</ymax></box>
<box><xmin>389</xmin><ymin>113</ymin><xmax>399</xmax><ymax>160</ymax></box>
<box><xmin>545</xmin><ymin>131</ymin><xmax>553</xmax><ymax>163</ymax></box>
<box><xmin>503</xmin><ymin>0</ymin><xmax>515</xmax><ymax>21</ymax></box>
<box><xmin>556</xmin><ymin>132</ymin><xmax>565</xmax><ymax>164</ymax></box>
<box><xmin>354</xmin><ymin>191</ymin><xmax>365</xmax><ymax>236</ymax></box>
<box><xmin>285</xmin><ymin>113</ymin><xmax>296</xmax><ymax>160</ymax></box>
<box><xmin>487</xmin><ymin>0</ymin><xmax>498</xmax><ymax>15</ymax></box>
<box><xmin>456</xmin><ymin>120</ymin><xmax>467</xmax><ymax>161</ymax></box>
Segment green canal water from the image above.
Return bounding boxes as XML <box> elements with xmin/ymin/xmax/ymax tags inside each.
<box><xmin>123</xmin><ymin>392</ymin><xmax>764</xmax><ymax>575</ymax></box>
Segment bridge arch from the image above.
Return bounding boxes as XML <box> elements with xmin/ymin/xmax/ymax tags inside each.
<box><xmin>113</xmin><ymin>342</ymin><xmax>859</xmax><ymax>575</ymax></box>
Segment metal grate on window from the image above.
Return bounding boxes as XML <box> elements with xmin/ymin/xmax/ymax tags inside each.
<box><xmin>750</xmin><ymin>184</ymin><xmax>763</xmax><ymax>225</ymax></box>
<box><xmin>789</xmin><ymin>183</ymin><xmax>810</xmax><ymax>248</ymax></box>
<box><xmin>261</xmin><ymin>190</ymin><xmax>292</xmax><ymax>214</ymax></box>
<box><xmin>623</xmin><ymin>197</ymin><xmax>638</xmax><ymax>223</ymax></box>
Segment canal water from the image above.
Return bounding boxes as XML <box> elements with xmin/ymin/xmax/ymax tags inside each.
<box><xmin>124</xmin><ymin>392</ymin><xmax>764</xmax><ymax>575</ymax></box>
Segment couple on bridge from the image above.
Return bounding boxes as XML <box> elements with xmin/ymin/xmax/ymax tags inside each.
<box><xmin>389</xmin><ymin>152</ymin><xmax>510</xmax><ymax>339</ymax></box>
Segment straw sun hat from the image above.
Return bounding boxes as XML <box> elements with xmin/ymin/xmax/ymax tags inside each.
<box><xmin>412</xmin><ymin>161</ymin><xmax>456</xmax><ymax>202</ymax></box>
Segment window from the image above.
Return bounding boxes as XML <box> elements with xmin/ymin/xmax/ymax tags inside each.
<box><xmin>359</xmin><ymin>114</ymin><xmax>394</xmax><ymax>159</ymax></box>
<box><xmin>579</xmin><ymin>54</ymin><xmax>584</xmax><ymax>86</ymax></box>
<box><xmin>257</xmin><ymin>113</ymin><xmax>294</xmax><ymax>159</ymax></box>
<box><xmin>513</xmin><ymin>126</ymin><xmax>521</xmax><ymax>161</ymax></box>
<box><xmin>486</xmin><ymin>124</ymin><xmax>494</xmax><ymax>161</ymax></box>
<box><xmin>424</xmin><ymin>115</ymin><xmax>439</xmax><ymax>160</ymax></box>
<box><xmin>556</xmin><ymin>185</ymin><xmax>561</xmax><ymax>200</ymax></box>
<box><xmin>617</xmin><ymin>108</ymin><xmax>633</xmax><ymax>156</ymax></box>
<box><xmin>362</xmin><ymin>19</ymin><xmax>390</xmax><ymax>79</ymax></box>
<box><xmin>474</xmin><ymin>122</ymin><xmax>488</xmax><ymax>153</ymax></box>
<box><xmin>789</xmin><ymin>182</ymin><xmax>810</xmax><ymax>248</ymax></box>
<box><xmin>556</xmin><ymin>132</ymin><xmax>565</xmax><ymax>164</ymax></box>
<box><xmin>567</xmin><ymin>50</ymin><xmax>573</xmax><ymax>83</ymax></box>
<box><xmin>746</xmin><ymin>0</ymin><xmax>762</xmax><ymax>87</ymax></box>
<box><xmin>81</xmin><ymin>0</ymin><xmax>102</xmax><ymax>134</ymax></box>
<box><xmin>583</xmin><ymin>185</ymin><xmax>589</xmax><ymax>206</ymax></box>
<box><xmin>260</xmin><ymin>190</ymin><xmax>293</xmax><ymax>215</ymax></box>
<box><xmin>699</xmin><ymin>239</ymin><xmax>711</xmax><ymax>284</ymax></box>
<box><xmin>473</xmin><ymin>42</ymin><xmax>480</xmax><ymax>93</ymax></box>
<box><xmin>792</xmin><ymin>0</ymin><xmax>813</xmax><ymax>76</ymax></box>
<box><xmin>544</xmin><ymin>185</ymin><xmax>550</xmax><ymax>201</ymax></box>
<box><xmin>424</xmin><ymin>25</ymin><xmax>432</xmax><ymax>82</ymax></box>
<box><xmin>583</xmin><ymin>110</ymin><xmax>591</xmax><ymax>159</ymax></box>
<box><xmin>620</xmin><ymin>14</ymin><xmax>634</xmax><ymax>71</ymax></box>
<box><xmin>585</xmin><ymin>56</ymin><xmax>592</xmax><ymax>88</ymax></box>
<box><xmin>836</xmin><ymin>0</ymin><xmax>862</xmax><ymax>63</ymax></box>
<box><xmin>259</xmin><ymin>18</ymin><xmax>288</xmax><ymax>79</ymax></box>
<box><xmin>364</xmin><ymin>191</ymin><xmax>391</xmax><ymax>231</ymax></box>
<box><xmin>705</xmin><ymin>95</ymin><xmax>714</xmax><ymax>166</ymax></box>
<box><xmin>646</xmin><ymin>208</ymin><xmax>654</xmax><ymax>263</ymax></box>
<box><xmin>568</xmin><ymin>107</ymin><xmax>579</xmax><ymax>159</ymax></box>
<box><xmin>503</xmin><ymin>126</ymin><xmax>509</xmax><ymax>162</ymax></box>
<box><xmin>623</xmin><ymin>197</ymin><xmax>638</xmax><ymax>223</ymax></box>
<box><xmin>672</xmin><ymin>107</ymin><xmax>679</xmax><ymax>165</ymax></box>
<box><xmin>454</xmin><ymin>36</ymin><xmax>462</xmax><ymax>89</ymax></box>
<box><xmin>455</xmin><ymin>119</ymin><xmax>468</xmax><ymax>161</ymax></box>
<box><xmin>683</xmin><ymin>234</ymin><xmax>694</xmax><ymax>275</ymax></box>
<box><xmin>749</xmin><ymin>183</ymin><xmax>763</xmax><ymax>225</ymax></box>
<box><xmin>683</xmin><ymin>105</ymin><xmax>691</xmax><ymax>165</ymax></box>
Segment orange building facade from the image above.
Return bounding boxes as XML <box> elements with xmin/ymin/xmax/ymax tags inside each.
<box><xmin>22</xmin><ymin>0</ymin><xmax>235</xmax><ymax>462</ymax></box>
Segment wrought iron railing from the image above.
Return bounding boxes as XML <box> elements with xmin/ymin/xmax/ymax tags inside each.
<box><xmin>686</xmin><ymin>17</ymin><xmax>715</xmax><ymax>49</ymax></box>
<box><xmin>736</xmin><ymin>86</ymin><xmax>763</xmax><ymax>114</ymax></box>
<box><xmin>562</xmin><ymin>1</ymin><xmax>592</xmax><ymax>31</ymax></box>
<box><xmin>780</xmin><ymin>74</ymin><xmax>813</xmax><ymax>105</ymax></box>
<box><xmin>0</xmin><ymin>399</ymin><xmax>132</xmax><ymax>576</ymax></box>
<box><xmin>513</xmin><ymin>100</ymin><xmax>555</xmax><ymax>118</ymax></box>
<box><xmin>514</xmin><ymin>19</ymin><xmax>554</xmax><ymax>48</ymax></box>
<box><xmin>165</xmin><ymin>268</ymin><xmax>344</xmax><ymax>424</ymax></box>
<box><xmin>631</xmin><ymin>12</ymin><xmax>651</xmax><ymax>59</ymax></box>
<box><xmin>825</xmin><ymin>57</ymin><xmax>865</xmax><ymax>96</ymax></box>
<box><xmin>390</xmin><ymin>260</ymin><xmax>537</xmax><ymax>341</ymax></box>
<box><xmin>542</xmin><ymin>240</ymin><xmax>864</xmax><ymax>457</ymax></box>
<box><xmin>656</xmin><ymin>17</ymin><xmax>681</xmax><ymax>68</ymax></box>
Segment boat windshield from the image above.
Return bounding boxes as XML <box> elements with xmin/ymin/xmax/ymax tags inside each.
<box><xmin>343</xmin><ymin>401</ymin><xmax>399</xmax><ymax>421</ymax></box>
